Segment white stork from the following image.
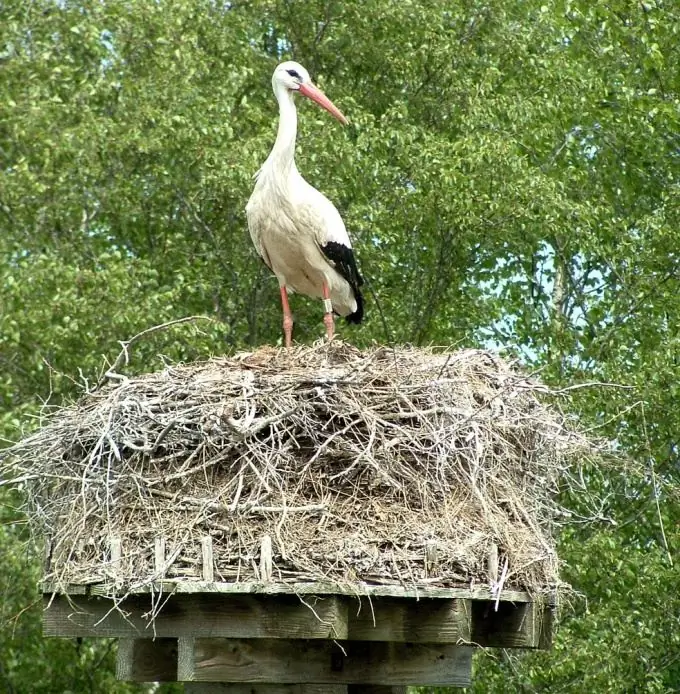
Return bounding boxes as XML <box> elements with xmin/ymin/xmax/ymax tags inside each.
<box><xmin>246</xmin><ymin>61</ymin><xmax>364</xmax><ymax>348</ymax></box>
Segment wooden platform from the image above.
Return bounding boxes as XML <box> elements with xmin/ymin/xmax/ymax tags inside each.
<box><xmin>43</xmin><ymin>582</ymin><xmax>554</xmax><ymax>689</ymax></box>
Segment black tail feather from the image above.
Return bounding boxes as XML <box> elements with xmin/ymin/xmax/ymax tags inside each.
<box><xmin>320</xmin><ymin>241</ymin><xmax>365</xmax><ymax>325</ymax></box>
<box><xmin>345</xmin><ymin>288</ymin><xmax>364</xmax><ymax>324</ymax></box>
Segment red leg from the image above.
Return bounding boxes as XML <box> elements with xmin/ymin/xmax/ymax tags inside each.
<box><xmin>280</xmin><ymin>285</ymin><xmax>293</xmax><ymax>348</ymax></box>
<box><xmin>322</xmin><ymin>282</ymin><xmax>334</xmax><ymax>341</ymax></box>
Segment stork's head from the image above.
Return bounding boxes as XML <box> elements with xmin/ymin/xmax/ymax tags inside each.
<box><xmin>272</xmin><ymin>61</ymin><xmax>348</xmax><ymax>125</ymax></box>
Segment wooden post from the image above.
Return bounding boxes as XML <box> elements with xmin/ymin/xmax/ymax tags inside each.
<box><xmin>184</xmin><ymin>685</ymin><xmax>348</xmax><ymax>694</ymax></box>
<box><xmin>259</xmin><ymin>534</ymin><xmax>273</xmax><ymax>582</ymax></box>
<box><xmin>155</xmin><ymin>537</ymin><xmax>167</xmax><ymax>576</ymax></box>
<box><xmin>116</xmin><ymin>638</ymin><xmax>177</xmax><ymax>681</ymax></box>
<box><xmin>202</xmin><ymin>536</ymin><xmax>214</xmax><ymax>582</ymax></box>
<box><xmin>488</xmin><ymin>543</ymin><xmax>498</xmax><ymax>586</ymax></box>
<box><xmin>178</xmin><ymin>637</ymin><xmax>473</xmax><ymax>686</ymax></box>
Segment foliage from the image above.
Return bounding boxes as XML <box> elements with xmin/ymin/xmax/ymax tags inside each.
<box><xmin>1</xmin><ymin>0</ymin><xmax>678</xmax><ymax>690</ymax></box>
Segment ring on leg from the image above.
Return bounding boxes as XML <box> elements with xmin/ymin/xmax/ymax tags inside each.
<box><xmin>279</xmin><ymin>285</ymin><xmax>294</xmax><ymax>348</ymax></box>
<box><xmin>322</xmin><ymin>283</ymin><xmax>334</xmax><ymax>341</ymax></box>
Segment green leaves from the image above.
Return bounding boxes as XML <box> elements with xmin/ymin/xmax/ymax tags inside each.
<box><xmin>1</xmin><ymin>0</ymin><xmax>680</xmax><ymax>690</ymax></box>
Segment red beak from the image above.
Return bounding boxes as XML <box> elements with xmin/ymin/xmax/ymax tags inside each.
<box><xmin>298</xmin><ymin>82</ymin><xmax>349</xmax><ymax>125</ymax></box>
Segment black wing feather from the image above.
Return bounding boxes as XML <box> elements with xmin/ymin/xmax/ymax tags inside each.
<box><xmin>320</xmin><ymin>241</ymin><xmax>365</xmax><ymax>324</ymax></box>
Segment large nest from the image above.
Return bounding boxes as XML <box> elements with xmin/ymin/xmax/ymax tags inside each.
<box><xmin>2</xmin><ymin>342</ymin><xmax>588</xmax><ymax>597</ymax></box>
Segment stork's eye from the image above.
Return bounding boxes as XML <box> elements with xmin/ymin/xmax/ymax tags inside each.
<box><xmin>286</xmin><ymin>69</ymin><xmax>301</xmax><ymax>79</ymax></box>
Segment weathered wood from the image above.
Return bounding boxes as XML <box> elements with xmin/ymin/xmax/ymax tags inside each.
<box><xmin>424</xmin><ymin>541</ymin><xmax>438</xmax><ymax>577</ymax></box>
<box><xmin>471</xmin><ymin>600</ymin><xmax>552</xmax><ymax>649</ymax></box>
<box><xmin>109</xmin><ymin>538</ymin><xmax>121</xmax><ymax>563</ymax></box>
<box><xmin>487</xmin><ymin>543</ymin><xmax>498</xmax><ymax>585</ymax></box>
<box><xmin>109</xmin><ymin>536</ymin><xmax>123</xmax><ymax>587</ymax></box>
<box><xmin>348</xmin><ymin>597</ymin><xmax>471</xmax><ymax>643</ymax></box>
<box><xmin>116</xmin><ymin>638</ymin><xmax>177</xmax><ymax>682</ymax></box>
<box><xmin>184</xmin><ymin>685</ymin><xmax>348</xmax><ymax>694</ymax></box>
<box><xmin>259</xmin><ymin>535</ymin><xmax>273</xmax><ymax>582</ymax></box>
<box><xmin>44</xmin><ymin>580</ymin><xmax>539</xmax><ymax>603</ymax></box>
<box><xmin>43</xmin><ymin>536</ymin><xmax>53</xmax><ymax>573</ymax></box>
<box><xmin>44</xmin><ymin>584</ymin><xmax>89</xmax><ymax>595</ymax></box>
<box><xmin>178</xmin><ymin>636</ymin><xmax>195</xmax><ymax>682</ymax></box>
<box><xmin>155</xmin><ymin>537</ymin><xmax>167</xmax><ymax>575</ymax></box>
<box><xmin>109</xmin><ymin>537</ymin><xmax>121</xmax><ymax>573</ymax></box>
<box><xmin>178</xmin><ymin>637</ymin><xmax>473</xmax><ymax>686</ymax></box>
<box><xmin>43</xmin><ymin>593</ymin><xmax>348</xmax><ymax>640</ymax></box>
<box><xmin>348</xmin><ymin>687</ymin><xmax>407</xmax><ymax>694</ymax></box>
<box><xmin>539</xmin><ymin>603</ymin><xmax>554</xmax><ymax>650</ymax></box>
<box><xmin>202</xmin><ymin>536</ymin><xmax>215</xmax><ymax>582</ymax></box>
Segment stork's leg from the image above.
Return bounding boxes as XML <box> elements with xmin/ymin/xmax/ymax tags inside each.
<box><xmin>279</xmin><ymin>285</ymin><xmax>294</xmax><ymax>348</ymax></box>
<box><xmin>322</xmin><ymin>282</ymin><xmax>334</xmax><ymax>341</ymax></box>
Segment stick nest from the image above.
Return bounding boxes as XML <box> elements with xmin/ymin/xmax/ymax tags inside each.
<box><xmin>2</xmin><ymin>342</ymin><xmax>589</xmax><ymax>597</ymax></box>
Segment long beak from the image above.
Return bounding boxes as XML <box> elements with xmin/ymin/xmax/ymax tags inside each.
<box><xmin>298</xmin><ymin>82</ymin><xmax>348</xmax><ymax>125</ymax></box>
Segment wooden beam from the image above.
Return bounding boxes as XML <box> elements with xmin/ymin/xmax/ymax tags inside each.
<box><xmin>44</xmin><ymin>581</ymin><xmax>540</xmax><ymax>603</ymax></box>
<box><xmin>538</xmin><ymin>603</ymin><xmax>554</xmax><ymax>650</ymax></box>
<box><xmin>184</xmin><ymin>686</ymin><xmax>348</xmax><ymax>694</ymax></box>
<box><xmin>43</xmin><ymin>593</ymin><xmax>348</xmax><ymax>640</ymax></box>
<box><xmin>116</xmin><ymin>638</ymin><xmax>177</xmax><ymax>682</ymax></box>
<box><xmin>178</xmin><ymin>637</ymin><xmax>473</xmax><ymax>686</ymax></box>
<box><xmin>348</xmin><ymin>597</ymin><xmax>471</xmax><ymax>643</ymax></box>
<box><xmin>43</xmin><ymin>591</ymin><xmax>554</xmax><ymax>649</ymax></box>
<box><xmin>471</xmin><ymin>600</ymin><xmax>553</xmax><ymax>649</ymax></box>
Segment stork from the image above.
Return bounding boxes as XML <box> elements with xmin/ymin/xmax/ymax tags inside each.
<box><xmin>246</xmin><ymin>61</ymin><xmax>364</xmax><ymax>348</ymax></box>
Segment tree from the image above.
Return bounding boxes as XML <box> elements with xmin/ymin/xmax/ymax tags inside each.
<box><xmin>1</xmin><ymin>0</ymin><xmax>678</xmax><ymax>690</ymax></box>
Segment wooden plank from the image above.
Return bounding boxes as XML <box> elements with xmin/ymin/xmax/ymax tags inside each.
<box><xmin>348</xmin><ymin>597</ymin><xmax>471</xmax><ymax>643</ymax></box>
<box><xmin>116</xmin><ymin>638</ymin><xmax>177</xmax><ymax>682</ymax></box>
<box><xmin>539</xmin><ymin>603</ymin><xmax>554</xmax><ymax>650</ymax></box>
<box><xmin>348</xmin><ymin>688</ymin><xmax>406</xmax><ymax>694</ymax></box>
<box><xmin>43</xmin><ymin>593</ymin><xmax>348</xmax><ymax>640</ymax></box>
<box><xmin>179</xmin><ymin>636</ymin><xmax>195</xmax><ymax>683</ymax></box>
<box><xmin>44</xmin><ymin>584</ymin><xmax>89</xmax><ymax>596</ymax></box>
<box><xmin>178</xmin><ymin>637</ymin><xmax>473</xmax><ymax>686</ymax></box>
<box><xmin>116</xmin><ymin>639</ymin><xmax>135</xmax><ymax>679</ymax></box>
<box><xmin>45</xmin><ymin>581</ymin><xmax>539</xmax><ymax>603</ymax></box>
<box><xmin>184</xmin><ymin>685</ymin><xmax>347</xmax><ymax>694</ymax></box>
<box><xmin>471</xmin><ymin>600</ymin><xmax>553</xmax><ymax>649</ymax></box>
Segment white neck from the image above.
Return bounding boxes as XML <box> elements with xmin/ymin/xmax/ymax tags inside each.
<box><xmin>264</xmin><ymin>82</ymin><xmax>298</xmax><ymax>177</ymax></box>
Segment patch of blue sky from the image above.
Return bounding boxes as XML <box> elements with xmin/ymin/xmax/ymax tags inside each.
<box><xmin>473</xmin><ymin>240</ymin><xmax>609</xmax><ymax>364</ymax></box>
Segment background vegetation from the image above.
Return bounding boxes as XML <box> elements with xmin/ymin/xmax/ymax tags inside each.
<box><xmin>1</xmin><ymin>0</ymin><xmax>678</xmax><ymax>691</ymax></box>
